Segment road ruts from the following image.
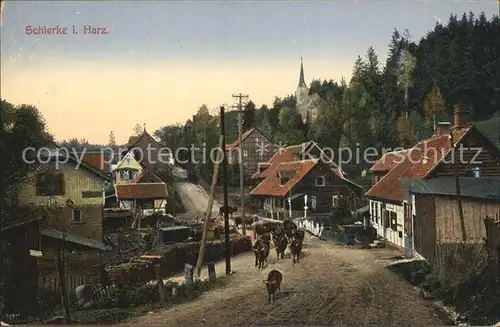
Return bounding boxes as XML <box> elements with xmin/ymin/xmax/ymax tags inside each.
<box><xmin>117</xmin><ymin>235</ymin><xmax>448</xmax><ymax>326</ymax></box>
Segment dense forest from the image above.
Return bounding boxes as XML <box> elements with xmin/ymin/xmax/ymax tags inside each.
<box><xmin>155</xmin><ymin>12</ymin><xmax>500</xmax><ymax>182</ymax></box>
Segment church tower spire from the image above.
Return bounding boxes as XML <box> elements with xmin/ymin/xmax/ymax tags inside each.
<box><xmin>298</xmin><ymin>57</ymin><xmax>306</xmax><ymax>88</ymax></box>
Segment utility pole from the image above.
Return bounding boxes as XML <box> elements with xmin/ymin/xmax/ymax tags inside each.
<box><xmin>220</xmin><ymin>106</ymin><xmax>231</xmax><ymax>275</ymax></box>
<box><xmin>450</xmin><ymin>103</ymin><xmax>466</xmax><ymax>242</ymax></box>
<box><xmin>231</xmin><ymin>93</ymin><xmax>249</xmax><ymax>236</ymax></box>
<box><xmin>195</xmin><ymin>135</ymin><xmax>223</xmax><ymax>278</ymax></box>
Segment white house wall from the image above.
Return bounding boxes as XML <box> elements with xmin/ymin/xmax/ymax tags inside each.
<box><xmin>369</xmin><ymin>199</ymin><xmax>406</xmax><ymax>250</ymax></box>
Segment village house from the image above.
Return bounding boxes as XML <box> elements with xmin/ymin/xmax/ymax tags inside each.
<box><xmin>115</xmin><ymin>180</ymin><xmax>169</xmax><ymax>228</ymax></box>
<box><xmin>226</xmin><ymin>127</ymin><xmax>275</xmax><ymax>181</ymax></box>
<box><xmin>17</xmin><ymin>153</ymin><xmax>111</xmax><ymax>250</ymax></box>
<box><xmin>106</xmin><ymin>149</ymin><xmax>169</xmax><ymax>229</ymax></box>
<box><xmin>403</xmin><ymin>177</ymin><xmax>500</xmax><ymax>262</ymax></box>
<box><xmin>125</xmin><ymin>126</ymin><xmax>168</xmax><ymax>170</ymax></box>
<box><xmin>250</xmin><ymin>158</ymin><xmax>364</xmax><ymax>220</ymax></box>
<box><xmin>366</xmin><ymin>103</ymin><xmax>500</xmax><ymax>254</ymax></box>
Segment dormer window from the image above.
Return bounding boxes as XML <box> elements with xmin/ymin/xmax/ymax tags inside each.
<box><xmin>278</xmin><ymin>170</ymin><xmax>296</xmax><ymax>185</ymax></box>
<box><xmin>280</xmin><ymin>177</ymin><xmax>290</xmax><ymax>185</ymax></box>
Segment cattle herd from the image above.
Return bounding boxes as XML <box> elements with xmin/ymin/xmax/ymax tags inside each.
<box><xmin>252</xmin><ymin>219</ymin><xmax>305</xmax><ymax>269</ymax></box>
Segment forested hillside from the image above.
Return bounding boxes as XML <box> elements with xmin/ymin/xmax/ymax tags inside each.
<box><xmin>155</xmin><ymin>12</ymin><xmax>499</xmax><ymax>180</ymax></box>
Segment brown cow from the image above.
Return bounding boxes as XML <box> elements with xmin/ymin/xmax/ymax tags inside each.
<box><xmin>275</xmin><ymin>234</ymin><xmax>288</xmax><ymax>260</ymax></box>
<box><xmin>263</xmin><ymin>269</ymin><xmax>283</xmax><ymax>303</ymax></box>
<box><xmin>290</xmin><ymin>238</ymin><xmax>303</xmax><ymax>263</ymax></box>
<box><xmin>253</xmin><ymin>240</ymin><xmax>268</xmax><ymax>269</ymax></box>
<box><xmin>293</xmin><ymin>229</ymin><xmax>305</xmax><ymax>243</ymax></box>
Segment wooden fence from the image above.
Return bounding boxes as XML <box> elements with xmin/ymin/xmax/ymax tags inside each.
<box><xmin>432</xmin><ymin>241</ymin><xmax>489</xmax><ymax>282</ymax></box>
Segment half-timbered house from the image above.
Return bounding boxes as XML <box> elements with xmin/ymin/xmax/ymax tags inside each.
<box><xmin>226</xmin><ymin>128</ymin><xmax>275</xmax><ymax>181</ymax></box>
<box><xmin>366</xmin><ymin>103</ymin><xmax>500</xmax><ymax>254</ymax></box>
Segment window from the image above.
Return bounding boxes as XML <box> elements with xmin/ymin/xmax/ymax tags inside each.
<box><xmin>472</xmin><ymin>167</ymin><xmax>480</xmax><ymax>178</ymax></box>
<box><xmin>141</xmin><ymin>201</ymin><xmax>154</xmax><ymax>209</ymax></box>
<box><xmin>389</xmin><ymin>211</ymin><xmax>398</xmax><ymax>231</ymax></box>
<box><xmin>332</xmin><ymin>195</ymin><xmax>339</xmax><ymax>207</ymax></box>
<box><xmin>311</xmin><ymin>196</ymin><xmax>317</xmax><ymax>209</ymax></box>
<box><xmin>315</xmin><ymin>176</ymin><xmax>326</xmax><ymax>187</ymax></box>
<box><xmin>243</xmin><ymin>150</ymin><xmax>248</xmax><ymax>157</ymax></box>
<box><xmin>36</xmin><ymin>172</ymin><xmax>65</xmax><ymax>196</ymax></box>
<box><xmin>280</xmin><ymin>177</ymin><xmax>290</xmax><ymax>185</ymax></box>
<box><xmin>72</xmin><ymin>208</ymin><xmax>82</xmax><ymax>223</ymax></box>
<box><xmin>255</xmin><ymin>137</ymin><xmax>259</xmax><ymax>144</ymax></box>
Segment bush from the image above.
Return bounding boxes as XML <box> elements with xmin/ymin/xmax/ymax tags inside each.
<box><xmin>71</xmin><ymin>308</ymin><xmax>133</xmax><ymax>324</ymax></box>
<box><xmin>63</xmin><ymin>279</ymin><xmax>226</xmax><ymax>324</ymax></box>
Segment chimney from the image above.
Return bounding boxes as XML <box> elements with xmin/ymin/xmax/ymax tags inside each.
<box><xmin>453</xmin><ymin>101</ymin><xmax>471</xmax><ymax>128</ymax></box>
<box><xmin>436</xmin><ymin>122</ymin><xmax>452</xmax><ymax>137</ymax></box>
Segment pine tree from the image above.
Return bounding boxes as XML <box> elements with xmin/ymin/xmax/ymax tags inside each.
<box><xmin>108</xmin><ymin>131</ymin><xmax>116</xmax><ymax>146</ymax></box>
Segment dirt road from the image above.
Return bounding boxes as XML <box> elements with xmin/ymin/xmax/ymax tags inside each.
<box><xmin>174</xmin><ymin>182</ymin><xmax>221</xmax><ymax>220</ymax></box>
<box><xmin>119</xmin><ymin>235</ymin><xmax>448</xmax><ymax>326</ymax></box>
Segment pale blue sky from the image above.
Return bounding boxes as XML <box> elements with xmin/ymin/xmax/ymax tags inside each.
<box><xmin>1</xmin><ymin>1</ymin><xmax>498</xmax><ymax>143</ymax></box>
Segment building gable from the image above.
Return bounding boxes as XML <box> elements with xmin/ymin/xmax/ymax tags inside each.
<box><xmin>18</xmin><ymin>159</ymin><xmax>109</xmax><ymax>207</ymax></box>
<box><xmin>116</xmin><ymin>152</ymin><xmax>143</xmax><ymax>171</ymax></box>
<box><xmin>428</xmin><ymin>127</ymin><xmax>500</xmax><ymax>178</ymax></box>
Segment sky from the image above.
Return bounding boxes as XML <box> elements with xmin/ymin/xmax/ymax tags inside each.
<box><xmin>1</xmin><ymin>1</ymin><xmax>499</xmax><ymax>144</ymax></box>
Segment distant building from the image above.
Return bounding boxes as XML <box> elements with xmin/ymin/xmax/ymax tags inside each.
<box><xmin>295</xmin><ymin>57</ymin><xmax>320</xmax><ymax>123</ymax></box>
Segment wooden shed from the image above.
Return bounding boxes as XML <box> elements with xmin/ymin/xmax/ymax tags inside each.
<box><xmin>405</xmin><ymin>177</ymin><xmax>500</xmax><ymax>262</ymax></box>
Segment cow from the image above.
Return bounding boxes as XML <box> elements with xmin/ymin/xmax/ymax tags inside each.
<box><xmin>263</xmin><ymin>270</ymin><xmax>283</xmax><ymax>303</ymax></box>
<box><xmin>293</xmin><ymin>229</ymin><xmax>305</xmax><ymax>243</ymax></box>
<box><xmin>290</xmin><ymin>238</ymin><xmax>303</xmax><ymax>263</ymax></box>
<box><xmin>219</xmin><ymin>206</ymin><xmax>238</xmax><ymax>218</ymax></box>
<box><xmin>271</xmin><ymin>227</ymin><xmax>285</xmax><ymax>245</ymax></box>
<box><xmin>253</xmin><ymin>240</ymin><xmax>268</xmax><ymax>269</ymax></box>
<box><xmin>275</xmin><ymin>234</ymin><xmax>288</xmax><ymax>260</ymax></box>
<box><xmin>283</xmin><ymin>219</ymin><xmax>297</xmax><ymax>241</ymax></box>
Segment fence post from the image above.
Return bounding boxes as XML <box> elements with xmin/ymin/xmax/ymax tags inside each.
<box><xmin>184</xmin><ymin>264</ymin><xmax>194</xmax><ymax>285</ymax></box>
<box><xmin>207</xmin><ymin>262</ymin><xmax>216</xmax><ymax>282</ymax></box>
<box><xmin>155</xmin><ymin>265</ymin><xmax>165</xmax><ymax>302</ymax></box>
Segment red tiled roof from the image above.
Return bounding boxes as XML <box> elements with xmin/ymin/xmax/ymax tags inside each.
<box><xmin>366</xmin><ymin>126</ymin><xmax>472</xmax><ymax>202</ymax></box>
<box><xmin>250</xmin><ymin>159</ymin><xmax>318</xmax><ymax>197</ymax></box>
<box><xmin>257</xmin><ymin>144</ymin><xmax>306</xmax><ymax>178</ymax></box>
<box><xmin>226</xmin><ymin>128</ymin><xmax>257</xmax><ymax>150</ymax></box>
<box><xmin>81</xmin><ymin>153</ymin><xmax>111</xmax><ymax>173</ymax></box>
<box><xmin>370</xmin><ymin>150</ymin><xmax>409</xmax><ymax>172</ymax></box>
<box><xmin>115</xmin><ymin>183</ymin><xmax>168</xmax><ymax>199</ymax></box>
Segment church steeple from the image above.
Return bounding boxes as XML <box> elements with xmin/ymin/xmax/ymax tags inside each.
<box><xmin>298</xmin><ymin>57</ymin><xmax>306</xmax><ymax>88</ymax></box>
